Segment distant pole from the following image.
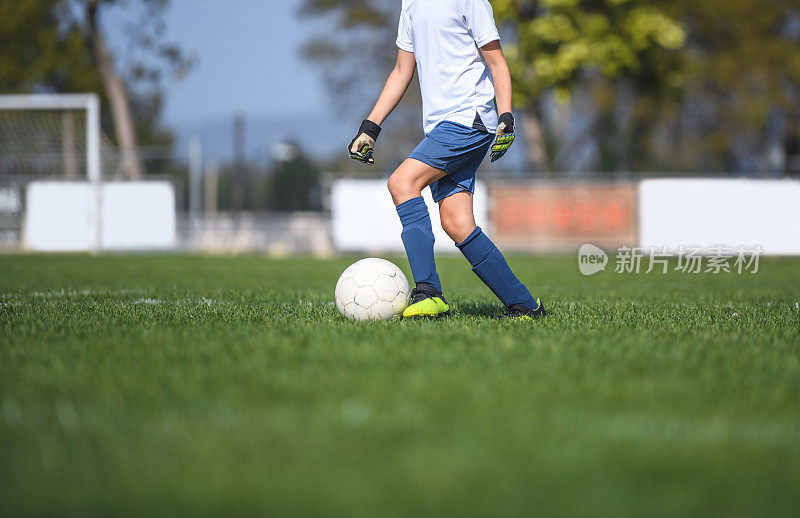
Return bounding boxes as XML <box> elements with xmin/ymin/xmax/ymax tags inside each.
<box><xmin>767</xmin><ymin>108</ymin><xmax>786</xmax><ymax>177</ymax></box>
<box><xmin>204</xmin><ymin>155</ymin><xmax>218</xmax><ymax>214</ymax></box>
<box><xmin>232</xmin><ymin>113</ymin><xmax>245</xmax><ymax>212</ymax></box>
<box><xmin>86</xmin><ymin>95</ymin><xmax>102</xmax><ymax>254</ymax></box>
<box><xmin>189</xmin><ymin>136</ymin><xmax>202</xmax><ymax>240</ymax></box>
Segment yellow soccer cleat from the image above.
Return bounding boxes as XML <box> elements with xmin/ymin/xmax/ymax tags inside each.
<box><xmin>402</xmin><ymin>284</ymin><xmax>451</xmax><ymax>319</ymax></box>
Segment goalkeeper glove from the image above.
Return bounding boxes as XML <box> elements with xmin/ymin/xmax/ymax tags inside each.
<box><xmin>491</xmin><ymin>112</ymin><xmax>515</xmax><ymax>162</ymax></box>
<box><xmin>348</xmin><ymin>119</ymin><xmax>382</xmax><ymax>165</ymax></box>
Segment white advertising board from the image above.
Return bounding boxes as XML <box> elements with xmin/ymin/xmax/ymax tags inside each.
<box><xmin>25</xmin><ymin>181</ymin><xmax>176</xmax><ymax>251</ymax></box>
<box><xmin>331</xmin><ymin>179</ymin><xmax>489</xmax><ymax>253</ymax></box>
<box><xmin>100</xmin><ymin>182</ymin><xmax>176</xmax><ymax>250</ymax></box>
<box><xmin>25</xmin><ymin>182</ymin><xmax>96</xmax><ymax>252</ymax></box>
<box><xmin>639</xmin><ymin>179</ymin><xmax>800</xmax><ymax>255</ymax></box>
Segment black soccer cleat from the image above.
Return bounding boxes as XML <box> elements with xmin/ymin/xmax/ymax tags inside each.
<box><xmin>500</xmin><ymin>298</ymin><xmax>547</xmax><ymax>320</ymax></box>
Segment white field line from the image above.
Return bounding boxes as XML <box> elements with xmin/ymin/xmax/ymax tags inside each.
<box><xmin>0</xmin><ymin>289</ymin><xmax>231</xmax><ymax>308</ymax></box>
<box><xmin>0</xmin><ymin>288</ymin><xmax>147</xmax><ymax>301</ymax></box>
<box><xmin>592</xmin><ymin>412</ymin><xmax>800</xmax><ymax>449</ymax></box>
<box><xmin>533</xmin><ymin>406</ymin><xmax>800</xmax><ymax>449</ymax></box>
<box><xmin>132</xmin><ymin>298</ymin><xmax>166</xmax><ymax>305</ymax></box>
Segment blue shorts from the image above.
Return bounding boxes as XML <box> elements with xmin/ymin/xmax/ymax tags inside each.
<box><xmin>408</xmin><ymin>121</ymin><xmax>494</xmax><ymax>203</ymax></box>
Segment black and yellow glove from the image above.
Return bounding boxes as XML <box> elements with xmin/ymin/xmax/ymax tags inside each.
<box><xmin>348</xmin><ymin>119</ymin><xmax>382</xmax><ymax>165</ymax></box>
<box><xmin>491</xmin><ymin>112</ymin><xmax>515</xmax><ymax>162</ymax></box>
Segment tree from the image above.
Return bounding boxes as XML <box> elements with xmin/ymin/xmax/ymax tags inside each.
<box><xmin>82</xmin><ymin>0</ymin><xmax>146</xmax><ymax>179</ymax></box>
<box><xmin>662</xmin><ymin>0</ymin><xmax>800</xmax><ymax>174</ymax></box>
<box><xmin>492</xmin><ymin>0</ymin><xmax>686</xmax><ymax>173</ymax></box>
<box><xmin>74</xmin><ymin>0</ymin><xmax>191</xmax><ymax>179</ymax></box>
<box><xmin>0</xmin><ymin>0</ymin><xmax>190</xmax><ymax>179</ymax></box>
<box><xmin>0</xmin><ymin>1</ymin><xmax>99</xmax><ymax>93</ymax></box>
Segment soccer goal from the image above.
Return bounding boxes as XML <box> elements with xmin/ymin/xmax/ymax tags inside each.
<box><xmin>0</xmin><ymin>94</ymin><xmax>102</xmax><ymax>251</ymax></box>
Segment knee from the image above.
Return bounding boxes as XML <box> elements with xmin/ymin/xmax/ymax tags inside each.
<box><xmin>387</xmin><ymin>174</ymin><xmax>404</xmax><ymax>199</ymax></box>
<box><xmin>440</xmin><ymin>210</ymin><xmax>475</xmax><ymax>243</ymax></box>
<box><xmin>387</xmin><ymin>173</ymin><xmax>416</xmax><ymax>202</ymax></box>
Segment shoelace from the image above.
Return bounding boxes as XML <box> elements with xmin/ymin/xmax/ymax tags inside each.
<box><xmin>409</xmin><ymin>288</ymin><xmax>430</xmax><ymax>304</ymax></box>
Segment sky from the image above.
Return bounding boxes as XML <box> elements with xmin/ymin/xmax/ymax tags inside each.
<box><xmin>108</xmin><ymin>0</ymin><xmax>343</xmax><ymax>162</ymax></box>
<box><xmin>159</xmin><ymin>0</ymin><xmax>327</xmax><ymax>123</ymax></box>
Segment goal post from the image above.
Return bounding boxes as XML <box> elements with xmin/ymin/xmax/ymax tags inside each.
<box><xmin>0</xmin><ymin>93</ymin><xmax>102</xmax><ymax>251</ymax></box>
<box><xmin>0</xmin><ymin>94</ymin><xmax>101</xmax><ymax>183</ymax></box>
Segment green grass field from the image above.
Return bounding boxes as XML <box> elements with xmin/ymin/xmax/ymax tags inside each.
<box><xmin>1</xmin><ymin>253</ymin><xmax>799</xmax><ymax>517</ymax></box>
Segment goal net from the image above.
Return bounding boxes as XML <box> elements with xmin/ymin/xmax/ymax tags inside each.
<box><xmin>0</xmin><ymin>94</ymin><xmax>105</xmax><ymax>250</ymax></box>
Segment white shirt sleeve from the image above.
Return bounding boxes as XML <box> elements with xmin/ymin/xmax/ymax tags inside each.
<box><xmin>462</xmin><ymin>0</ymin><xmax>500</xmax><ymax>48</ymax></box>
<box><xmin>396</xmin><ymin>6</ymin><xmax>414</xmax><ymax>52</ymax></box>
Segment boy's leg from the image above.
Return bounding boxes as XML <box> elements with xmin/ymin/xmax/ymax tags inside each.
<box><xmin>389</xmin><ymin>159</ymin><xmax>450</xmax><ymax>317</ymax></box>
<box><xmin>440</xmin><ymin>192</ymin><xmax>541</xmax><ymax>312</ymax></box>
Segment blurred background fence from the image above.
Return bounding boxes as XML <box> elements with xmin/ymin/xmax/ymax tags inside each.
<box><xmin>2</xmin><ymin>93</ymin><xmax>799</xmax><ymax>255</ymax></box>
<box><xmin>1</xmin><ymin>1</ymin><xmax>800</xmax><ymax>255</ymax></box>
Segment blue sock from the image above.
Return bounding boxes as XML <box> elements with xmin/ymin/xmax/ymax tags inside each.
<box><xmin>396</xmin><ymin>196</ymin><xmax>441</xmax><ymax>293</ymax></box>
<box><xmin>456</xmin><ymin>226</ymin><xmax>536</xmax><ymax>309</ymax></box>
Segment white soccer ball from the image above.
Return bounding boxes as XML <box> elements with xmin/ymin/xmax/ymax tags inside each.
<box><xmin>335</xmin><ymin>258</ymin><xmax>410</xmax><ymax>321</ymax></box>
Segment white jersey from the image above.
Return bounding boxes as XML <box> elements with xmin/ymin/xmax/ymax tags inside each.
<box><xmin>396</xmin><ymin>0</ymin><xmax>501</xmax><ymax>135</ymax></box>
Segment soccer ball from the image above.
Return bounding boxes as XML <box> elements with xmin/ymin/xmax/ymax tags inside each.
<box><xmin>335</xmin><ymin>258</ymin><xmax>410</xmax><ymax>321</ymax></box>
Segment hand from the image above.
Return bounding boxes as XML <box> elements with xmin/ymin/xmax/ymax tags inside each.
<box><xmin>491</xmin><ymin>112</ymin><xmax>515</xmax><ymax>163</ymax></box>
<box><xmin>348</xmin><ymin>119</ymin><xmax>382</xmax><ymax>165</ymax></box>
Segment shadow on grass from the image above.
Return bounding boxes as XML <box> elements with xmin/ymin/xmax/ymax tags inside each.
<box><xmin>455</xmin><ymin>301</ymin><xmax>502</xmax><ymax>319</ymax></box>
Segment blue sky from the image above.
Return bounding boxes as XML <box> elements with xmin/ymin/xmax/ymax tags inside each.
<box><xmin>158</xmin><ymin>0</ymin><xmax>328</xmax><ymax>123</ymax></box>
<box><xmin>108</xmin><ymin>0</ymin><xmax>341</xmax><ymax>161</ymax></box>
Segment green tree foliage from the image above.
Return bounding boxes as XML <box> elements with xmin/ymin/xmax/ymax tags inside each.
<box><xmin>0</xmin><ymin>1</ymin><xmax>100</xmax><ymax>93</ymax></box>
<box><xmin>591</xmin><ymin>0</ymin><xmax>800</xmax><ymax>173</ymax></box>
<box><xmin>493</xmin><ymin>0</ymin><xmax>685</xmax><ymax>104</ymax></box>
<box><xmin>663</xmin><ymin>0</ymin><xmax>800</xmax><ymax>173</ymax></box>
<box><xmin>491</xmin><ymin>0</ymin><xmax>686</xmax><ymax>171</ymax></box>
<box><xmin>677</xmin><ymin>0</ymin><xmax>800</xmax><ymax>124</ymax></box>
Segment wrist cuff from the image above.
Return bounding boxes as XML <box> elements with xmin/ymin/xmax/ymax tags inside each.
<box><xmin>497</xmin><ymin>112</ymin><xmax>514</xmax><ymax>133</ymax></box>
<box><xmin>359</xmin><ymin>119</ymin><xmax>382</xmax><ymax>141</ymax></box>
<box><xmin>498</xmin><ymin>112</ymin><xmax>515</xmax><ymax>133</ymax></box>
